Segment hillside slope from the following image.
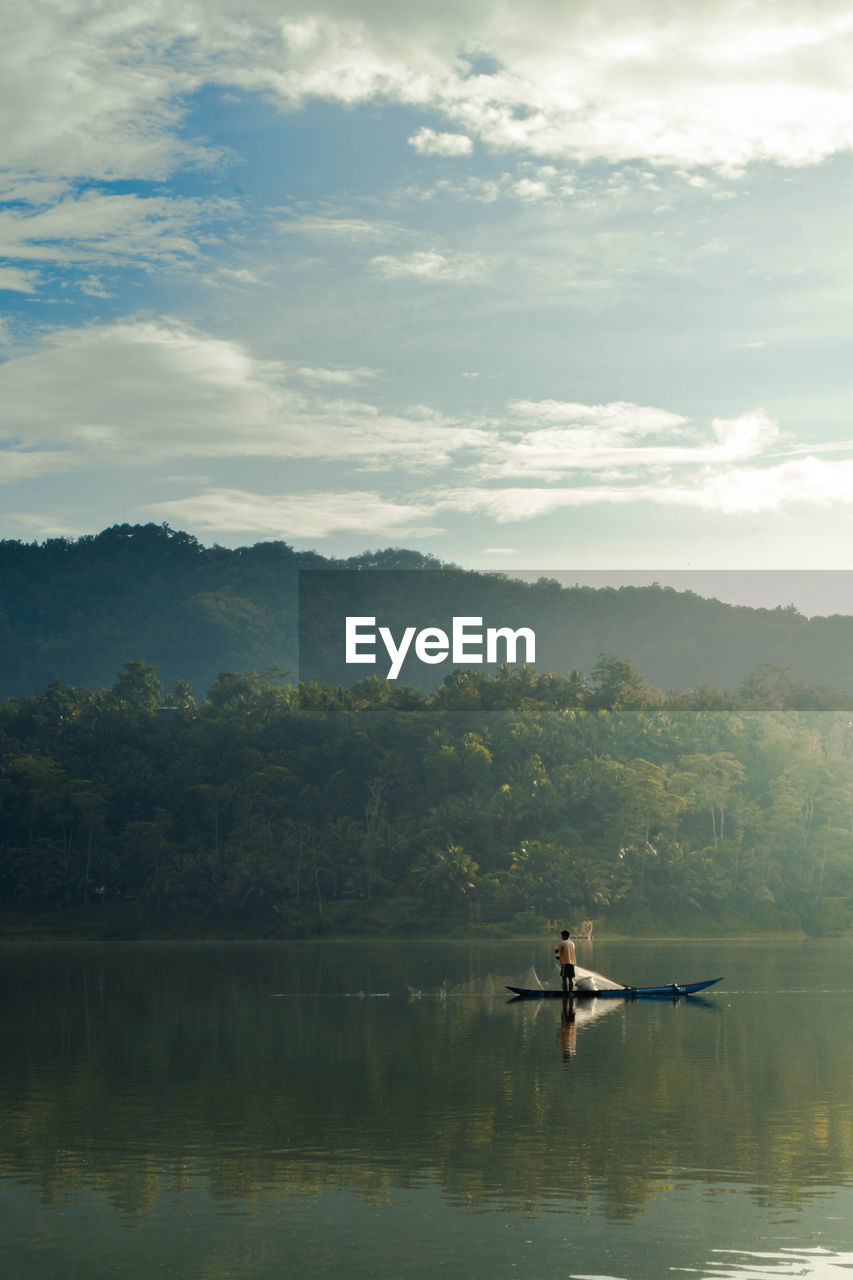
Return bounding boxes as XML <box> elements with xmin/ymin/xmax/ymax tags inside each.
<box><xmin>2</xmin><ymin>523</ymin><xmax>853</xmax><ymax>698</ymax></box>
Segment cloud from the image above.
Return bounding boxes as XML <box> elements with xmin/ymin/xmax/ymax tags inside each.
<box><xmin>224</xmin><ymin>2</ymin><xmax>853</xmax><ymax>175</ymax></box>
<box><xmin>441</xmin><ymin>487</ymin><xmax>614</xmax><ymax>522</ymax></box>
<box><xmin>149</xmin><ymin>487</ymin><xmax>442</xmax><ymax>539</ymax></box>
<box><xmin>370</xmin><ymin>249</ymin><xmax>485</xmax><ymax>281</ymax></box>
<box><xmin>408</xmin><ymin>127</ymin><xmax>473</xmax><ymax>156</ymax></box>
<box><xmin>0</xmin><ymin>192</ymin><xmax>235</xmax><ymax>268</ymax></box>
<box><xmin>77</xmin><ymin>275</ymin><xmax>115</xmax><ymax>298</ymax></box>
<box><xmin>294</xmin><ymin>365</ymin><xmax>378</xmax><ymax>385</ymax></box>
<box><xmin>0</xmin><ymin>266</ymin><xmax>39</xmax><ymax>293</ymax></box>
<box><xmin>2</xmin><ymin>511</ymin><xmax>89</xmax><ymax>539</ymax></box>
<box><xmin>0</xmin><ymin>316</ymin><xmax>490</xmax><ymax>471</ymax></box>
<box><xmin>9</xmin><ymin>0</ymin><xmax>853</xmax><ymax>201</ymax></box>
<box><xmin>278</xmin><ymin>215</ymin><xmax>402</xmax><ymax>243</ymax></box>
<box><xmin>203</xmin><ymin>267</ymin><xmax>264</xmax><ymax>287</ymax></box>
<box><xmin>710</xmin><ymin>410</ymin><xmax>781</xmax><ymax>462</ymax></box>
<box><xmin>509</xmin><ymin>400</ymin><xmax>688</xmax><ymax>430</ymax></box>
<box><xmin>440</xmin><ymin>454</ymin><xmax>853</xmax><ymax>520</ymax></box>
<box><xmin>0</xmin><ymin>451</ymin><xmax>82</xmax><ymax>483</ymax></box>
<box><xmin>685</xmin><ymin>456</ymin><xmax>853</xmax><ymax>513</ymax></box>
<box><xmin>0</xmin><ymin>4</ymin><xmax>203</xmax><ymax>185</ymax></box>
<box><xmin>0</xmin><ymin>179</ymin><xmax>73</xmax><ymax>205</ymax></box>
<box><xmin>0</xmin><ymin>319</ymin><xmax>288</xmax><ymax>462</ymax></box>
<box><xmin>475</xmin><ymin>403</ymin><xmax>780</xmax><ymax>480</ymax></box>
<box><xmin>5</xmin><ymin>0</ymin><xmax>853</xmax><ymax>317</ymax></box>
<box><xmin>3</xmin><ymin>314</ymin><xmax>853</xmax><ymax>538</ymax></box>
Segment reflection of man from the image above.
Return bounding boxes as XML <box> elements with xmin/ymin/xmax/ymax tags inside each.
<box><xmin>559</xmin><ymin>1003</ymin><xmax>577</xmax><ymax>1059</ymax></box>
<box><xmin>555</xmin><ymin>929</ymin><xmax>576</xmax><ymax>995</ymax></box>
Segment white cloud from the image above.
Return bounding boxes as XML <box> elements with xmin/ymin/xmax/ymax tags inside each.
<box><xmin>687</xmin><ymin>456</ymin><xmax>853</xmax><ymax>513</ymax></box>
<box><xmin>710</xmin><ymin>410</ymin><xmax>781</xmax><ymax>461</ymax></box>
<box><xmin>509</xmin><ymin>400</ymin><xmax>688</xmax><ymax>431</ymax></box>
<box><xmin>441</xmin><ymin>487</ymin><xmax>617</xmax><ymax>522</ymax></box>
<box><xmin>0</xmin><ymin>192</ymin><xmax>235</xmax><ymax>268</ymax></box>
<box><xmin>278</xmin><ymin>215</ymin><xmax>402</xmax><ymax>243</ymax></box>
<box><xmin>475</xmin><ymin>403</ymin><xmax>780</xmax><ymax>480</ymax></box>
<box><xmin>408</xmin><ymin>127</ymin><xmax>473</xmax><ymax>156</ymax></box>
<box><xmin>231</xmin><ymin>1</ymin><xmax>853</xmax><ymax>175</ymax></box>
<box><xmin>149</xmin><ymin>487</ymin><xmax>442</xmax><ymax>539</ymax></box>
<box><xmin>0</xmin><ymin>451</ymin><xmax>81</xmax><ymax>483</ymax></box>
<box><xmin>0</xmin><ymin>319</ymin><xmax>287</xmax><ymax>461</ymax></box>
<box><xmin>0</xmin><ymin>317</ymin><xmax>490</xmax><ymax>471</ymax></box>
<box><xmin>204</xmin><ymin>267</ymin><xmax>264</xmax><ymax>286</ymax></box>
<box><xmin>78</xmin><ymin>275</ymin><xmax>115</xmax><ymax>298</ymax></box>
<box><xmin>3</xmin><ymin>314</ymin><xmax>852</xmax><ymax>537</ymax></box>
<box><xmin>0</xmin><ymin>4</ymin><xmax>203</xmax><ymax>185</ymax></box>
<box><xmin>294</xmin><ymin>365</ymin><xmax>378</xmax><ymax>385</ymax></box>
<box><xmin>0</xmin><ymin>179</ymin><xmax>72</xmax><ymax>206</ymax></box>
<box><xmin>9</xmin><ymin>0</ymin><xmax>853</xmax><ymax>201</ymax></box>
<box><xmin>0</xmin><ymin>266</ymin><xmax>40</xmax><ymax>293</ymax></box>
<box><xmin>370</xmin><ymin>249</ymin><xmax>484</xmax><ymax>281</ymax></box>
<box><xmin>3</xmin><ymin>511</ymin><xmax>89</xmax><ymax>539</ymax></box>
<box><xmin>4</xmin><ymin>0</ymin><xmax>853</xmax><ymax>315</ymax></box>
<box><xmin>512</xmin><ymin>178</ymin><xmax>550</xmax><ymax>201</ymax></box>
<box><xmin>440</xmin><ymin>454</ymin><xmax>853</xmax><ymax>520</ymax></box>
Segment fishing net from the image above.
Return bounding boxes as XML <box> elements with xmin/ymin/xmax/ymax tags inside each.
<box><xmin>510</xmin><ymin>963</ymin><xmax>625</xmax><ymax>993</ymax></box>
<box><xmin>405</xmin><ymin>963</ymin><xmax>625</xmax><ymax>1000</ymax></box>
<box><xmin>572</xmin><ymin>964</ymin><xmax>624</xmax><ymax>992</ymax></box>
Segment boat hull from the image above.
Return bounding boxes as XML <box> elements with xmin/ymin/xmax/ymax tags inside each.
<box><xmin>506</xmin><ymin>977</ymin><xmax>722</xmax><ymax>1000</ymax></box>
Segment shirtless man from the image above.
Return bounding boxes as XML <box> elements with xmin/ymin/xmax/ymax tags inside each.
<box><xmin>556</xmin><ymin>929</ymin><xmax>576</xmax><ymax>995</ymax></box>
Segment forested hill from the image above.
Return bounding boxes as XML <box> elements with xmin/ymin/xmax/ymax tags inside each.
<box><xmin>0</xmin><ymin>524</ymin><xmax>443</xmax><ymax>698</ymax></box>
<box><xmin>3</xmin><ymin>522</ymin><xmax>853</xmax><ymax>700</ymax></box>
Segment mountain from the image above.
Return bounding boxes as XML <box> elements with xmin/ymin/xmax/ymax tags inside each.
<box><xmin>2</xmin><ymin>522</ymin><xmax>853</xmax><ymax>699</ymax></box>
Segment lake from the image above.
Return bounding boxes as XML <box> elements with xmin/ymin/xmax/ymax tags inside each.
<box><xmin>2</xmin><ymin>937</ymin><xmax>853</xmax><ymax>1279</ymax></box>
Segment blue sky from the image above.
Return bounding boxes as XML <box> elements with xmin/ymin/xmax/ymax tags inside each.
<box><xmin>4</xmin><ymin>0</ymin><xmax>853</xmax><ymax>604</ymax></box>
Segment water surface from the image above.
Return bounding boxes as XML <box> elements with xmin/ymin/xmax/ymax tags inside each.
<box><xmin>2</xmin><ymin>937</ymin><xmax>853</xmax><ymax>1278</ymax></box>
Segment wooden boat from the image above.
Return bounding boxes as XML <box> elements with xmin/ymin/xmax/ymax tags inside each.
<box><xmin>506</xmin><ymin>977</ymin><xmax>722</xmax><ymax>1000</ymax></box>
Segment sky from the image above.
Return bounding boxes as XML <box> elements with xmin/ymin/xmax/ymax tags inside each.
<box><xmin>4</xmin><ymin>0</ymin><xmax>853</xmax><ymax>608</ymax></box>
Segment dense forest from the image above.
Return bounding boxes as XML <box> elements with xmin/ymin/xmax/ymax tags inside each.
<box><xmin>6</xmin><ymin>522</ymin><xmax>853</xmax><ymax>697</ymax></box>
<box><xmin>2</xmin><ymin>658</ymin><xmax>852</xmax><ymax>938</ymax></box>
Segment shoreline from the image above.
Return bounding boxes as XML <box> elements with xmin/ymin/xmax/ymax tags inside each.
<box><xmin>0</xmin><ymin>919</ymin><xmax>821</xmax><ymax>945</ymax></box>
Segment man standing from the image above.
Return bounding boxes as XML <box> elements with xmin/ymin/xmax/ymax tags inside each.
<box><xmin>556</xmin><ymin>929</ymin><xmax>576</xmax><ymax>995</ymax></box>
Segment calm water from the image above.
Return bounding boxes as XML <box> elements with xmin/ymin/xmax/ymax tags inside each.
<box><xmin>2</xmin><ymin>938</ymin><xmax>853</xmax><ymax>1279</ymax></box>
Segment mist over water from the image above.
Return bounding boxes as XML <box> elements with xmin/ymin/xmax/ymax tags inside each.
<box><xmin>2</xmin><ymin>938</ymin><xmax>853</xmax><ymax>1279</ymax></box>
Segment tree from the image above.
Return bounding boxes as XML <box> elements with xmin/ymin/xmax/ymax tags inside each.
<box><xmin>110</xmin><ymin>660</ymin><xmax>163</xmax><ymax>715</ymax></box>
<box><xmin>677</xmin><ymin>752</ymin><xmax>746</xmax><ymax>847</ymax></box>
<box><xmin>410</xmin><ymin>845</ymin><xmax>478</xmax><ymax>910</ymax></box>
<box><xmin>589</xmin><ymin>656</ymin><xmax>661</xmax><ymax>710</ymax></box>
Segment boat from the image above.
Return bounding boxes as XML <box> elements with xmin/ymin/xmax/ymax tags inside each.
<box><xmin>506</xmin><ymin>977</ymin><xmax>722</xmax><ymax>1000</ymax></box>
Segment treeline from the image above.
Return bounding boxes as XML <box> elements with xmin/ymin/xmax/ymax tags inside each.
<box><xmin>1</xmin><ymin>658</ymin><xmax>852</xmax><ymax>937</ymax></box>
<box><xmin>0</xmin><ymin>522</ymin><xmax>443</xmax><ymax>698</ymax></box>
<box><xmin>7</xmin><ymin>522</ymin><xmax>853</xmax><ymax>700</ymax></box>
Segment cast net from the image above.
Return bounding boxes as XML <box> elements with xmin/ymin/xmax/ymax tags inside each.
<box><xmin>509</xmin><ymin>964</ymin><xmax>625</xmax><ymax>993</ymax></box>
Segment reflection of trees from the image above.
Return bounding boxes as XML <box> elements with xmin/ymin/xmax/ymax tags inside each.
<box><xmin>2</xmin><ymin>948</ymin><xmax>853</xmax><ymax>1220</ymax></box>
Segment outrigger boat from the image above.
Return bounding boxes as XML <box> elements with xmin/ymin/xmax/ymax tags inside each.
<box><xmin>507</xmin><ymin>976</ymin><xmax>722</xmax><ymax>1000</ymax></box>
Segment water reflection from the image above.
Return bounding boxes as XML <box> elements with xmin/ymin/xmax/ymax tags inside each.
<box><xmin>572</xmin><ymin>1247</ymin><xmax>853</xmax><ymax>1280</ymax></box>
<box><xmin>703</xmin><ymin>1249</ymin><xmax>853</xmax><ymax>1277</ymax></box>
<box><xmin>559</xmin><ymin>1002</ymin><xmax>577</xmax><ymax>1059</ymax></box>
<box><xmin>571</xmin><ymin>1251</ymin><xmax>853</xmax><ymax>1280</ymax></box>
<box><xmin>2</xmin><ymin>940</ymin><xmax>853</xmax><ymax>1278</ymax></box>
